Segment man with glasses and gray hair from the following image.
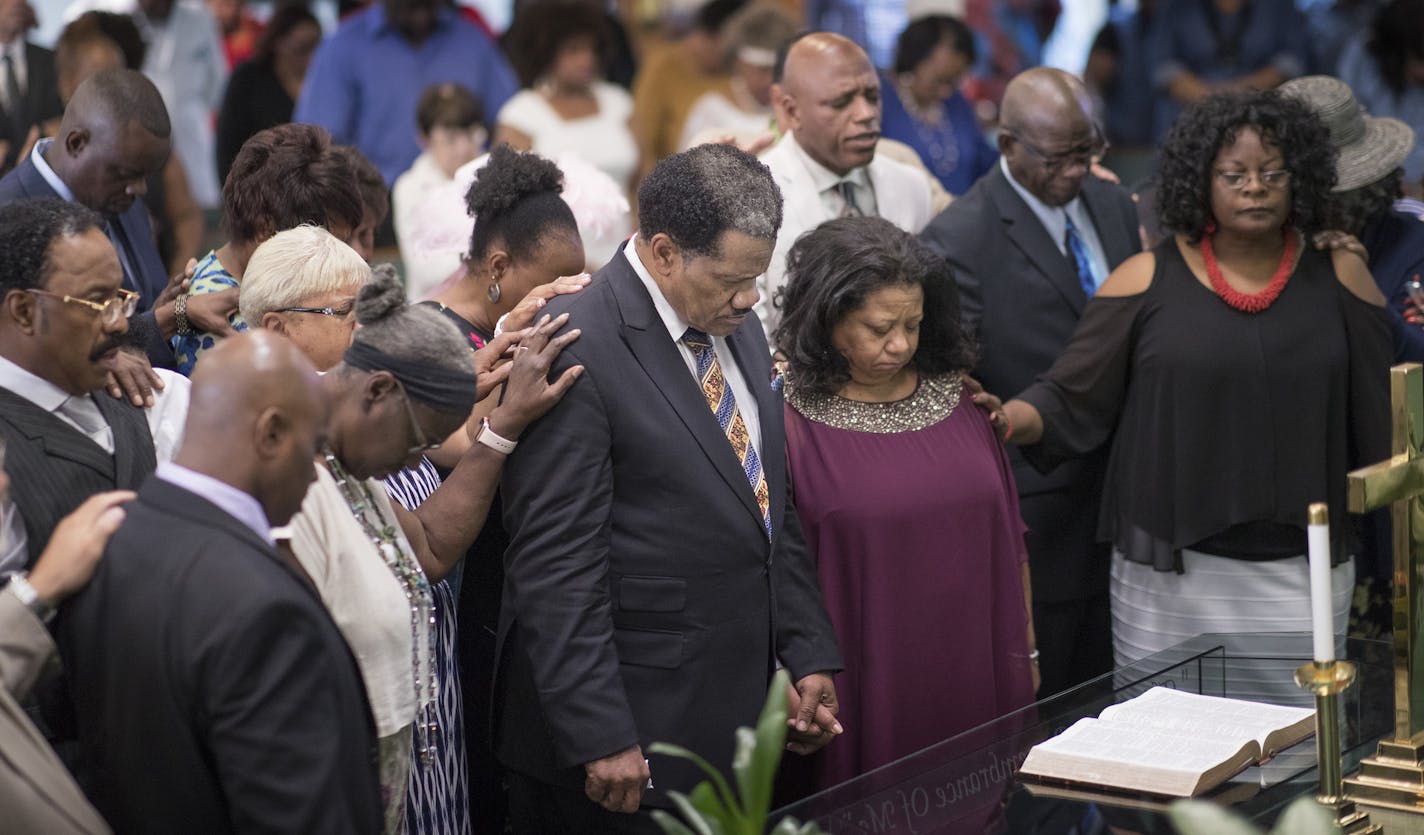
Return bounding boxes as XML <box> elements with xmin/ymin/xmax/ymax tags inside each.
<box><xmin>0</xmin><ymin>198</ymin><xmax>188</xmax><ymax>576</ymax></box>
<box><xmin>919</xmin><ymin>66</ymin><xmax>1142</xmax><ymax>698</ymax></box>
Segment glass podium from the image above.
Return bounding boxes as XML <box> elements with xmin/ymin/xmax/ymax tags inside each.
<box><xmin>770</xmin><ymin>634</ymin><xmax>1395</xmax><ymax>834</ymax></box>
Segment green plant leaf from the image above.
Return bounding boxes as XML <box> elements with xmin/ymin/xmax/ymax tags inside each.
<box><xmin>686</xmin><ymin>782</ymin><xmax>730</xmax><ymax>821</ymax></box>
<box><xmin>1267</xmin><ymin>797</ymin><xmax>1341</xmax><ymax>835</ymax></box>
<box><xmin>651</xmin><ymin>809</ymin><xmax>701</xmax><ymax>835</ymax></box>
<box><xmin>665</xmin><ymin>790</ymin><xmax>723</xmax><ymax>835</ymax></box>
<box><xmin>734</xmin><ymin>668</ymin><xmax>790</xmax><ymax>827</ymax></box>
<box><xmin>647</xmin><ymin>741</ymin><xmax>745</xmax><ymax>828</ymax></box>
<box><xmin>1167</xmin><ymin>800</ymin><xmax>1268</xmax><ymax>835</ymax></box>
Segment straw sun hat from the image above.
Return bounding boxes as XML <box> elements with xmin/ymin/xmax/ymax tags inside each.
<box><xmin>1279</xmin><ymin>75</ymin><xmax>1417</xmax><ymax>192</ymax></box>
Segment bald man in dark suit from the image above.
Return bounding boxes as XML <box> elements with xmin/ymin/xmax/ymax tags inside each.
<box><xmin>920</xmin><ymin>68</ymin><xmax>1142</xmax><ymax>696</ymax></box>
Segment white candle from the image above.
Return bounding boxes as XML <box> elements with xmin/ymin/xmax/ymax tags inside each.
<box><xmin>1307</xmin><ymin>503</ymin><xmax>1334</xmax><ymax>663</ymax></box>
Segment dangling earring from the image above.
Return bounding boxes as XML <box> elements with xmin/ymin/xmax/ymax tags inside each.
<box><xmin>488</xmin><ymin>280</ymin><xmax>501</xmax><ymax>303</ymax></box>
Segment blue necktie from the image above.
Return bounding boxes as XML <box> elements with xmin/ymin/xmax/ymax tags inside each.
<box><xmin>1064</xmin><ymin>215</ymin><xmax>1097</xmax><ymax>297</ymax></box>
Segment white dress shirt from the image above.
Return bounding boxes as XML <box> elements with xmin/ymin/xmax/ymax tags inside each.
<box><xmin>0</xmin><ymin>356</ymin><xmax>189</xmax><ymax>572</ymax></box>
<box><xmin>785</xmin><ymin>132</ymin><xmax>879</xmax><ymax>219</ymax></box>
<box><xmin>623</xmin><ymin>238</ymin><xmax>763</xmax><ymax>456</ymax></box>
<box><xmin>1000</xmin><ymin>156</ymin><xmax>1110</xmax><ymax>289</ymax></box>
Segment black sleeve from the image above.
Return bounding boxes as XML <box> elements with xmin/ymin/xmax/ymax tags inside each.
<box><xmin>499</xmin><ymin>349</ymin><xmax>641</xmax><ymax>768</ymax></box>
<box><xmin>1340</xmin><ymin>285</ymin><xmax>1392</xmax><ymax>471</ymax></box>
<box><xmin>1017</xmin><ymin>293</ymin><xmax>1143</xmax><ymax>472</ymax></box>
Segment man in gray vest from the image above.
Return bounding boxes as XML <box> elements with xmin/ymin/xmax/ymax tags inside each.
<box><xmin>0</xmin><ymin>198</ymin><xmax>184</xmax><ymax>573</ymax></box>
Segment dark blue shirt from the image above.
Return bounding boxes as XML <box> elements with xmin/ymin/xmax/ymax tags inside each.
<box><xmin>293</xmin><ymin>5</ymin><xmax>517</xmax><ymax>184</ymax></box>
<box><xmin>880</xmin><ymin>82</ymin><xmax>996</xmax><ymax>197</ymax></box>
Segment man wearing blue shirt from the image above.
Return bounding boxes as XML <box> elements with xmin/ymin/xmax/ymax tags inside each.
<box><xmin>295</xmin><ymin>0</ymin><xmax>517</xmax><ymax>185</ymax></box>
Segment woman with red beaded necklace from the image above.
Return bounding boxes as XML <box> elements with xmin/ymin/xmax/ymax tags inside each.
<box><xmin>998</xmin><ymin>90</ymin><xmax>1392</xmax><ymax>675</ymax></box>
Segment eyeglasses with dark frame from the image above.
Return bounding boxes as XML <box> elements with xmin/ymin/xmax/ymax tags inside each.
<box><xmin>396</xmin><ymin>383</ymin><xmax>442</xmax><ymax>456</ymax></box>
<box><xmin>1004</xmin><ymin>127</ymin><xmax>1109</xmax><ymax>175</ymax></box>
<box><xmin>1213</xmin><ymin>168</ymin><xmax>1292</xmax><ymax>191</ymax></box>
<box><xmin>25</xmin><ymin>288</ymin><xmax>139</xmax><ymax>324</ymax></box>
<box><xmin>274</xmin><ymin>300</ymin><xmax>357</xmax><ymax>319</ymax></box>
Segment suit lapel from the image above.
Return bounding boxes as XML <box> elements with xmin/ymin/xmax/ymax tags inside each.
<box><xmin>0</xmin><ymin>389</ymin><xmax>115</xmax><ymax>480</ymax></box>
<box><xmin>989</xmin><ymin>168</ymin><xmax>1086</xmax><ymax>315</ymax></box>
<box><xmin>770</xmin><ymin>138</ymin><xmax>831</xmax><ymax>230</ymax></box>
<box><xmin>94</xmin><ymin>391</ymin><xmax>156</xmax><ymax>480</ymax></box>
<box><xmin>17</xmin><ymin>157</ymin><xmax>55</xmax><ymax>199</ymax></box>
<box><xmin>608</xmin><ymin>257</ymin><xmax>768</xmax><ymax>532</ymax></box>
<box><xmin>1080</xmin><ymin>181</ymin><xmax>1137</xmax><ymax>269</ymax></box>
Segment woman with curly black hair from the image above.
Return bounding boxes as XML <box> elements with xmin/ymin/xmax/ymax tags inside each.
<box><xmin>493</xmin><ymin>0</ymin><xmax>638</xmax><ymax>194</ymax></box>
<box><xmin>775</xmin><ymin>217</ymin><xmax>1036</xmax><ymax>802</ymax></box>
<box><xmin>1000</xmin><ymin>89</ymin><xmax>1391</xmax><ymax>670</ymax></box>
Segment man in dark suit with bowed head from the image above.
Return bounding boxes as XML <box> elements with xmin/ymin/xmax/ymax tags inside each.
<box><xmin>0</xmin><ymin>68</ymin><xmax>235</xmax><ymax>380</ymax></box>
<box><xmin>496</xmin><ymin>143</ymin><xmax>845</xmax><ymax>833</ymax></box>
<box><xmin>0</xmin><ymin>0</ymin><xmax>62</xmax><ymax>172</ymax></box>
<box><xmin>55</xmin><ymin>330</ymin><xmax>383</xmax><ymax>835</ymax></box>
<box><xmin>919</xmin><ymin>67</ymin><xmax>1142</xmax><ymax>697</ymax></box>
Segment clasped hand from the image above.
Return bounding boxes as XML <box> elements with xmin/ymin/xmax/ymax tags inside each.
<box><xmin>785</xmin><ymin>672</ymin><xmax>844</xmax><ymax>755</ymax></box>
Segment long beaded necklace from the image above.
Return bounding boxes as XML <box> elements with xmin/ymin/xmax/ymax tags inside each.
<box><xmin>896</xmin><ymin>77</ymin><xmax>959</xmax><ymax>183</ymax></box>
<box><xmin>1200</xmin><ymin>223</ymin><xmax>1298</xmax><ymax>314</ymax></box>
<box><xmin>321</xmin><ymin>447</ymin><xmax>440</xmax><ymax>766</ymax></box>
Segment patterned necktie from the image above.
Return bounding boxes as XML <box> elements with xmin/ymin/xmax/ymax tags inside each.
<box><xmin>836</xmin><ymin>180</ymin><xmax>863</xmax><ymax>218</ymax></box>
<box><xmin>682</xmin><ymin>328</ymin><xmax>771</xmax><ymax>538</ymax></box>
<box><xmin>58</xmin><ymin>395</ymin><xmax>115</xmax><ymax>454</ymax></box>
<box><xmin>1064</xmin><ymin>215</ymin><xmax>1097</xmax><ymax>297</ymax></box>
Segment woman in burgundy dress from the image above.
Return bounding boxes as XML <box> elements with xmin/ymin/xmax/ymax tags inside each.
<box><xmin>775</xmin><ymin>217</ymin><xmax>1038</xmax><ymax>798</ymax></box>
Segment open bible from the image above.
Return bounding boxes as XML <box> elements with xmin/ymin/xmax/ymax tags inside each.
<box><xmin>1018</xmin><ymin>687</ymin><xmax>1316</xmax><ymax>797</ymax></box>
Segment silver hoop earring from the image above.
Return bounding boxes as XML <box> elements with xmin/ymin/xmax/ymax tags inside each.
<box><xmin>487</xmin><ymin>281</ymin><xmax>501</xmax><ymax>303</ymax></box>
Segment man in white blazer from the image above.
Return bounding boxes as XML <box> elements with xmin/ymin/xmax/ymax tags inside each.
<box><xmin>756</xmin><ymin>32</ymin><xmax>934</xmax><ymax>344</ymax></box>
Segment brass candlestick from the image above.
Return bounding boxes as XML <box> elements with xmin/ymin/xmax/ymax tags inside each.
<box><xmin>1295</xmin><ymin>660</ymin><xmax>1381</xmax><ymax>833</ymax></box>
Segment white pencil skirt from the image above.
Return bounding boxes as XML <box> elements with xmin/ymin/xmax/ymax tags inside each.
<box><xmin>1110</xmin><ymin>548</ymin><xmax>1354</xmax><ymax>670</ymax></box>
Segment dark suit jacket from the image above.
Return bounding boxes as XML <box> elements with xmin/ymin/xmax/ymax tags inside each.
<box><xmin>1362</xmin><ymin>208</ymin><xmax>1424</xmax><ymax>363</ymax></box>
<box><xmin>495</xmin><ymin>249</ymin><xmax>843</xmax><ymax>806</ymax></box>
<box><xmin>919</xmin><ymin>167</ymin><xmax>1141</xmax><ymax>600</ymax></box>
<box><xmin>54</xmin><ymin>476</ymin><xmax>382</xmax><ymax>835</ymax></box>
<box><xmin>0</xmin><ymin>44</ymin><xmax>62</xmax><ymax>173</ymax></box>
<box><xmin>0</xmin><ymin>154</ymin><xmax>173</xmax><ymax>367</ymax></box>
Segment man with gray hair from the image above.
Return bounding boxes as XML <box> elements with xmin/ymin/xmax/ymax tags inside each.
<box><xmin>495</xmin><ymin>142</ymin><xmax>844</xmax><ymax>832</ymax></box>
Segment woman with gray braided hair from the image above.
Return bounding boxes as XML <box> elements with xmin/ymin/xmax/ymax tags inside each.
<box><xmin>283</xmin><ymin>263</ymin><xmax>582</xmax><ymax>833</ymax></box>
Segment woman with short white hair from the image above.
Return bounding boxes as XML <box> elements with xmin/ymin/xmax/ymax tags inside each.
<box><xmin>240</xmin><ymin>225</ymin><xmax>371</xmax><ymax>372</ymax></box>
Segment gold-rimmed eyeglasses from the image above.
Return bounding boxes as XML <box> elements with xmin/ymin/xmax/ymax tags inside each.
<box><xmin>26</xmin><ymin>288</ymin><xmax>139</xmax><ymax>324</ymax></box>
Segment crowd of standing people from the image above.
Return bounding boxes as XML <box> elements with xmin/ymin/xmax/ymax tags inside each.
<box><xmin>0</xmin><ymin>0</ymin><xmax>1421</xmax><ymax>833</ymax></box>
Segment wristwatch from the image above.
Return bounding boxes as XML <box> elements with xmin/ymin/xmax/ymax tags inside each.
<box><xmin>7</xmin><ymin>573</ymin><xmax>55</xmax><ymax>624</ymax></box>
<box><xmin>474</xmin><ymin>417</ymin><xmax>518</xmax><ymax>455</ymax></box>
